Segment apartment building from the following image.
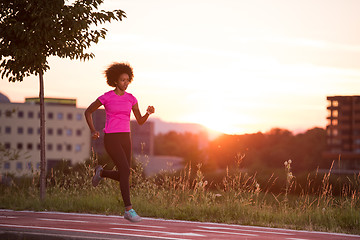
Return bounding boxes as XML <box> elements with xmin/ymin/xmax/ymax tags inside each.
<box><xmin>324</xmin><ymin>95</ymin><xmax>360</xmax><ymax>172</ymax></box>
<box><xmin>0</xmin><ymin>93</ymin><xmax>91</xmax><ymax>176</ymax></box>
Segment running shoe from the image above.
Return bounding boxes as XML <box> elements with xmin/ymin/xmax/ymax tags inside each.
<box><xmin>92</xmin><ymin>165</ymin><xmax>103</xmax><ymax>187</ymax></box>
<box><xmin>124</xmin><ymin>209</ymin><xmax>142</xmax><ymax>222</ymax></box>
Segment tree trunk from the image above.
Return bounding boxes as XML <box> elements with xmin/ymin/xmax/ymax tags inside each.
<box><xmin>39</xmin><ymin>72</ymin><xmax>46</xmax><ymax>201</ymax></box>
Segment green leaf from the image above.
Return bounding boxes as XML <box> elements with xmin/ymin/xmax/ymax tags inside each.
<box><xmin>0</xmin><ymin>0</ymin><xmax>126</xmax><ymax>81</ymax></box>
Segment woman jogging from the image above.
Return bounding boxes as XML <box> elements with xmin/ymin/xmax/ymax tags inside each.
<box><xmin>84</xmin><ymin>62</ymin><xmax>155</xmax><ymax>222</ymax></box>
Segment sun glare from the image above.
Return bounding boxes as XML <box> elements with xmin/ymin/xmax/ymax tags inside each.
<box><xmin>182</xmin><ymin>111</ymin><xmax>254</xmax><ymax>135</ymax></box>
<box><xmin>203</xmin><ymin>120</ymin><xmax>245</xmax><ymax>135</ymax></box>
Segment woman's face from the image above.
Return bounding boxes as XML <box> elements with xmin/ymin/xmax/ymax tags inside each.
<box><xmin>116</xmin><ymin>73</ymin><xmax>130</xmax><ymax>91</ymax></box>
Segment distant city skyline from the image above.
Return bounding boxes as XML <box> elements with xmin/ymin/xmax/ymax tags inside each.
<box><xmin>1</xmin><ymin>0</ymin><xmax>360</xmax><ymax>134</ymax></box>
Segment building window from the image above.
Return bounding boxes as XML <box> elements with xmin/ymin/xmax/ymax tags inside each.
<box><xmin>17</xmin><ymin>143</ymin><xmax>23</xmax><ymax>150</ymax></box>
<box><xmin>27</xmin><ymin>143</ymin><xmax>33</xmax><ymax>150</ymax></box>
<box><xmin>37</xmin><ymin>143</ymin><xmax>41</xmax><ymax>150</ymax></box>
<box><xmin>27</xmin><ymin>162</ymin><xmax>32</xmax><ymax>170</ymax></box>
<box><xmin>27</xmin><ymin>127</ymin><xmax>34</xmax><ymax>134</ymax></box>
<box><xmin>331</xmin><ymin>148</ymin><xmax>342</xmax><ymax>153</ymax></box>
<box><xmin>57</xmin><ymin>112</ymin><xmax>64</xmax><ymax>120</ymax></box>
<box><xmin>76</xmin><ymin>113</ymin><xmax>82</xmax><ymax>121</ymax></box>
<box><xmin>67</xmin><ymin>113</ymin><xmax>73</xmax><ymax>120</ymax></box>
<box><xmin>76</xmin><ymin>129</ymin><xmax>82</xmax><ymax>136</ymax></box>
<box><xmin>16</xmin><ymin>162</ymin><xmax>23</xmax><ymax>170</ymax></box>
<box><xmin>75</xmin><ymin>144</ymin><xmax>81</xmax><ymax>152</ymax></box>
<box><xmin>4</xmin><ymin>162</ymin><xmax>10</xmax><ymax>170</ymax></box>
<box><xmin>66</xmin><ymin>144</ymin><xmax>72</xmax><ymax>151</ymax></box>
<box><xmin>48</xmin><ymin>112</ymin><xmax>54</xmax><ymax>119</ymax></box>
<box><xmin>332</xmin><ymin>129</ymin><xmax>338</xmax><ymax>136</ymax></box>
<box><xmin>332</xmin><ymin>110</ymin><xmax>338</xmax><ymax>117</ymax></box>
<box><xmin>5</xmin><ymin>110</ymin><xmax>13</xmax><ymax>117</ymax></box>
<box><xmin>36</xmin><ymin>163</ymin><xmax>40</xmax><ymax>170</ymax></box>
<box><xmin>18</xmin><ymin>111</ymin><xmax>24</xmax><ymax>118</ymax></box>
<box><xmin>326</xmin><ymin>118</ymin><xmax>331</xmax><ymax>126</ymax></box>
<box><xmin>47</xmin><ymin>128</ymin><xmax>54</xmax><ymax>135</ymax></box>
<box><xmin>4</xmin><ymin>143</ymin><xmax>11</xmax><ymax>149</ymax></box>
<box><xmin>331</xmin><ymin>138</ymin><xmax>341</xmax><ymax>145</ymax></box>
<box><xmin>66</xmin><ymin>129</ymin><xmax>72</xmax><ymax>136</ymax></box>
<box><xmin>5</xmin><ymin>126</ymin><xmax>11</xmax><ymax>134</ymax></box>
<box><xmin>28</xmin><ymin>111</ymin><xmax>34</xmax><ymax>118</ymax></box>
<box><xmin>57</xmin><ymin>128</ymin><xmax>63</xmax><ymax>136</ymax></box>
<box><xmin>47</xmin><ymin>143</ymin><xmax>53</xmax><ymax>151</ymax></box>
<box><xmin>341</xmin><ymin>110</ymin><xmax>351</xmax><ymax>116</ymax></box>
<box><xmin>57</xmin><ymin>144</ymin><xmax>63</xmax><ymax>151</ymax></box>
<box><xmin>17</xmin><ymin>127</ymin><xmax>24</xmax><ymax>134</ymax></box>
<box><xmin>341</xmin><ymin>130</ymin><xmax>351</xmax><ymax>135</ymax></box>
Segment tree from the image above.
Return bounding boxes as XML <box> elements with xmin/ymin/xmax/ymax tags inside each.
<box><xmin>207</xmin><ymin>127</ymin><xmax>326</xmax><ymax>173</ymax></box>
<box><xmin>154</xmin><ymin>131</ymin><xmax>206</xmax><ymax>167</ymax></box>
<box><xmin>0</xmin><ymin>0</ymin><xmax>126</xmax><ymax>200</ymax></box>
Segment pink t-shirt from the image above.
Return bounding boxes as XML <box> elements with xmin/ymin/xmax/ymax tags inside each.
<box><xmin>98</xmin><ymin>91</ymin><xmax>138</xmax><ymax>133</ymax></box>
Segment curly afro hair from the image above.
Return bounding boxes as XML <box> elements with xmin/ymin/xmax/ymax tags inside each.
<box><xmin>104</xmin><ymin>62</ymin><xmax>134</xmax><ymax>87</ymax></box>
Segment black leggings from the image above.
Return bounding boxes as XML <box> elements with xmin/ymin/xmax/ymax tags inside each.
<box><xmin>102</xmin><ymin>132</ymin><xmax>132</xmax><ymax>207</ymax></box>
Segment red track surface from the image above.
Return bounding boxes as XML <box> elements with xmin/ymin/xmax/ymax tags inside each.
<box><xmin>0</xmin><ymin>209</ymin><xmax>359</xmax><ymax>240</ymax></box>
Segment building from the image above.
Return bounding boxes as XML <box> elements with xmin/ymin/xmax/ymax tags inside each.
<box><xmin>324</xmin><ymin>95</ymin><xmax>360</xmax><ymax>172</ymax></box>
<box><xmin>0</xmin><ymin>93</ymin><xmax>91</xmax><ymax>176</ymax></box>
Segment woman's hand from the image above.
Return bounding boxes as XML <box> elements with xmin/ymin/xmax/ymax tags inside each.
<box><xmin>132</xmin><ymin>103</ymin><xmax>154</xmax><ymax>125</ymax></box>
<box><xmin>91</xmin><ymin>131</ymin><xmax>100</xmax><ymax>139</ymax></box>
<box><xmin>146</xmin><ymin>106</ymin><xmax>155</xmax><ymax>115</ymax></box>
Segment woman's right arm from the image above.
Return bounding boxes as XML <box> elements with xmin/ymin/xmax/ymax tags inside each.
<box><xmin>84</xmin><ymin>99</ymin><xmax>103</xmax><ymax>139</ymax></box>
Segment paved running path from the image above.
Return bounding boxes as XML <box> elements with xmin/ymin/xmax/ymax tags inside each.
<box><xmin>0</xmin><ymin>209</ymin><xmax>359</xmax><ymax>240</ymax></box>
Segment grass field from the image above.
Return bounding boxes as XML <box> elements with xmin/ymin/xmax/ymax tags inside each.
<box><xmin>0</xmin><ymin>157</ymin><xmax>359</xmax><ymax>235</ymax></box>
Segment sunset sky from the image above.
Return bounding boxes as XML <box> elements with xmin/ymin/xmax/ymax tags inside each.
<box><xmin>1</xmin><ymin>0</ymin><xmax>360</xmax><ymax>135</ymax></box>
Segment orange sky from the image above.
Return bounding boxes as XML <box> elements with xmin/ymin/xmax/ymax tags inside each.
<box><xmin>1</xmin><ymin>0</ymin><xmax>360</xmax><ymax>135</ymax></box>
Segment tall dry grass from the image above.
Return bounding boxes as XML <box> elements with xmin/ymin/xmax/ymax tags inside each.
<box><xmin>0</xmin><ymin>153</ymin><xmax>359</xmax><ymax>234</ymax></box>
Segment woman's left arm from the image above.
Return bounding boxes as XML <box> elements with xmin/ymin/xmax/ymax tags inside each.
<box><xmin>132</xmin><ymin>103</ymin><xmax>155</xmax><ymax>125</ymax></box>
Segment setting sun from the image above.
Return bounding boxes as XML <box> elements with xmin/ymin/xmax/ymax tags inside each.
<box><xmin>181</xmin><ymin>109</ymin><xmax>255</xmax><ymax>135</ymax></box>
